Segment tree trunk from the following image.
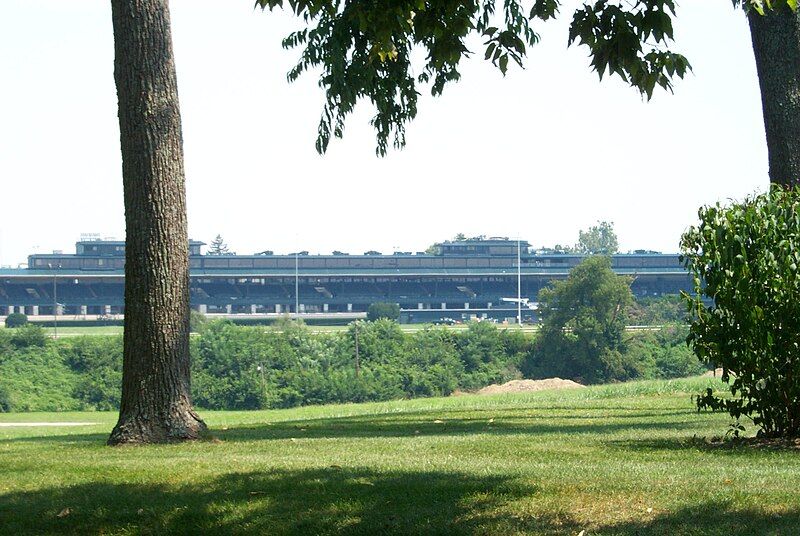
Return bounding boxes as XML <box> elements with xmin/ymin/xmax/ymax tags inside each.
<box><xmin>748</xmin><ymin>7</ymin><xmax>800</xmax><ymax>187</ymax></box>
<box><xmin>108</xmin><ymin>0</ymin><xmax>206</xmax><ymax>445</ymax></box>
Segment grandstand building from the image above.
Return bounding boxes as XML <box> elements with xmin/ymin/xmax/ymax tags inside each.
<box><xmin>0</xmin><ymin>237</ymin><xmax>690</xmax><ymax>322</ymax></box>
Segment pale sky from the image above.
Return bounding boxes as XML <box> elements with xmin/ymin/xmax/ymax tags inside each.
<box><xmin>0</xmin><ymin>1</ymin><xmax>767</xmax><ymax>266</ymax></box>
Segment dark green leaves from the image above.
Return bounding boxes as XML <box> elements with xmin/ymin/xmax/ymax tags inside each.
<box><xmin>257</xmin><ymin>0</ymin><xmax>690</xmax><ymax>153</ymax></box>
<box><xmin>568</xmin><ymin>0</ymin><xmax>690</xmax><ymax>99</ymax></box>
<box><xmin>682</xmin><ymin>186</ymin><xmax>800</xmax><ymax>438</ymax></box>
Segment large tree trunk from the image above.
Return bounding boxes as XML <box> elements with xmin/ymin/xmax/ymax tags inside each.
<box><xmin>108</xmin><ymin>0</ymin><xmax>206</xmax><ymax>445</ymax></box>
<box><xmin>749</xmin><ymin>7</ymin><xmax>800</xmax><ymax>187</ymax></box>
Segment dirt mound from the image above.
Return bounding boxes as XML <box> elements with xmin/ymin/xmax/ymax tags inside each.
<box><xmin>702</xmin><ymin>368</ymin><xmax>731</xmax><ymax>378</ymax></box>
<box><xmin>476</xmin><ymin>378</ymin><xmax>585</xmax><ymax>395</ymax></box>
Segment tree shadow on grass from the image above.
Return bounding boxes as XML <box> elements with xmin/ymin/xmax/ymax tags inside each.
<box><xmin>0</xmin><ymin>408</ymin><xmax>701</xmax><ymax>446</ymax></box>
<box><xmin>0</xmin><ymin>467</ymin><xmax>542</xmax><ymax>535</ymax></box>
<box><xmin>214</xmin><ymin>411</ymin><xmax>701</xmax><ymax>443</ymax></box>
<box><xmin>1</xmin><ymin>467</ymin><xmax>798</xmax><ymax>535</ymax></box>
<box><xmin>605</xmin><ymin>434</ymin><xmax>800</xmax><ymax>457</ymax></box>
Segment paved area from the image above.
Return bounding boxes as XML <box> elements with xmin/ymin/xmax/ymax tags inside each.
<box><xmin>0</xmin><ymin>422</ymin><xmax>99</xmax><ymax>427</ymax></box>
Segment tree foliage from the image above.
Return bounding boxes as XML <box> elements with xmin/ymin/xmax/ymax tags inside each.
<box><xmin>208</xmin><ymin>234</ymin><xmax>232</xmax><ymax>255</ymax></box>
<box><xmin>256</xmin><ymin>0</ymin><xmax>690</xmax><ymax>155</ymax></box>
<box><xmin>367</xmin><ymin>302</ymin><xmax>401</xmax><ymax>321</ymax></box>
<box><xmin>533</xmin><ymin>256</ymin><xmax>635</xmax><ymax>383</ymax></box>
<box><xmin>576</xmin><ymin>220</ymin><xmax>619</xmax><ymax>254</ymax></box>
<box><xmin>4</xmin><ymin>313</ymin><xmax>28</xmax><ymax>328</ymax></box>
<box><xmin>681</xmin><ymin>187</ymin><xmax>800</xmax><ymax>438</ymax></box>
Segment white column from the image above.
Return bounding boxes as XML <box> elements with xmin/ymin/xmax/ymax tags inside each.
<box><xmin>275</xmin><ymin>304</ymin><xmax>282</xmax><ymax>314</ymax></box>
<box><xmin>487</xmin><ymin>302</ymin><xmax>492</xmax><ymax>309</ymax></box>
<box><xmin>441</xmin><ymin>302</ymin><xmax>447</xmax><ymax>310</ymax></box>
<box><xmin>323</xmin><ymin>303</ymin><xmax>329</xmax><ymax>312</ymax></box>
<box><xmin>250</xmin><ymin>304</ymin><xmax>257</xmax><ymax>314</ymax></box>
<box><xmin>418</xmin><ymin>302</ymin><xmax>423</xmax><ymax>310</ymax></box>
<box><xmin>198</xmin><ymin>304</ymin><xmax>207</xmax><ymax>314</ymax></box>
<box><xmin>225</xmin><ymin>304</ymin><xmax>232</xmax><ymax>314</ymax></box>
<box><xmin>80</xmin><ymin>305</ymin><xmax>88</xmax><ymax>316</ymax></box>
<box><xmin>32</xmin><ymin>306</ymin><xmax>39</xmax><ymax>316</ymax></box>
<box><xmin>464</xmin><ymin>302</ymin><xmax>470</xmax><ymax>310</ymax></box>
<box><xmin>8</xmin><ymin>306</ymin><xmax>14</xmax><ymax>315</ymax></box>
<box><xmin>299</xmin><ymin>304</ymin><xmax>306</xmax><ymax>313</ymax></box>
<box><xmin>347</xmin><ymin>303</ymin><xmax>353</xmax><ymax>312</ymax></box>
<box><xmin>103</xmin><ymin>305</ymin><xmax>111</xmax><ymax>315</ymax></box>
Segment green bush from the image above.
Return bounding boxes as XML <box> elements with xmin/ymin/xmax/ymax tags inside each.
<box><xmin>0</xmin><ymin>383</ymin><xmax>12</xmax><ymax>412</ymax></box>
<box><xmin>682</xmin><ymin>186</ymin><xmax>800</xmax><ymax>437</ymax></box>
<box><xmin>366</xmin><ymin>302</ymin><xmax>401</xmax><ymax>321</ymax></box>
<box><xmin>10</xmin><ymin>324</ymin><xmax>48</xmax><ymax>348</ymax></box>
<box><xmin>5</xmin><ymin>313</ymin><xmax>28</xmax><ymax>328</ymax></box>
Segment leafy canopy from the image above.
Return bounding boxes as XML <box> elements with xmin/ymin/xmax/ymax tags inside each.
<box><xmin>257</xmin><ymin>0</ymin><xmax>691</xmax><ymax>155</ymax></box>
<box><xmin>534</xmin><ymin>255</ymin><xmax>635</xmax><ymax>383</ymax></box>
<box><xmin>682</xmin><ymin>186</ymin><xmax>800</xmax><ymax>438</ymax></box>
<box><xmin>577</xmin><ymin>220</ymin><xmax>619</xmax><ymax>255</ymax></box>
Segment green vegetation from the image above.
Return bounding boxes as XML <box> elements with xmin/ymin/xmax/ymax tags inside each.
<box><xmin>366</xmin><ymin>302</ymin><xmax>401</xmax><ymax>321</ymax></box>
<box><xmin>576</xmin><ymin>220</ymin><xmax>619</xmax><ymax>255</ymax></box>
<box><xmin>2</xmin><ymin>379</ymin><xmax>799</xmax><ymax>535</ymax></box>
<box><xmin>683</xmin><ymin>187</ymin><xmax>800</xmax><ymax>437</ymax></box>
<box><xmin>4</xmin><ymin>312</ymin><xmax>28</xmax><ymax>328</ymax></box>
<box><xmin>532</xmin><ymin>256</ymin><xmax>636</xmax><ymax>383</ymax></box>
<box><xmin>0</xmin><ymin>309</ymin><xmax>702</xmax><ymax>414</ymax></box>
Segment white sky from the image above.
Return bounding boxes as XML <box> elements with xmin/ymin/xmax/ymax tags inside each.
<box><xmin>0</xmin><ymin>1</ymin><xmax>767</xmax><ymax>266</ymax></box>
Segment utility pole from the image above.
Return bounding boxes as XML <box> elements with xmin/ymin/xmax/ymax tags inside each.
<box><xmin>294</xmin><ymin>251</ymin><xmax>299</xmax><ymax>318</ymax></box>
<box><xmin>354</xmin><ymin>321</ymin><xmax>360</xmax><ymax>378</ymax></box>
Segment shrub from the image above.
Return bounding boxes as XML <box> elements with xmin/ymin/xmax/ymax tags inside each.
<box><xmin>682</xmin><ymin>186</ymin><xmax>800</xmax><ymax>437</ymax></box>
<box><xmin>10</xmin><ymin>324</ymin><xmax>48</xmax><ymax>348</ymax></box>
<box><xmin>5</xmin><ymin>313</ymin><xmax>28</xmax><ymax>328</ymax></box>
<box><xmin>367</xmin><ymin>302</ymin><xmax>401</xmax><ymax>321</ymax></box>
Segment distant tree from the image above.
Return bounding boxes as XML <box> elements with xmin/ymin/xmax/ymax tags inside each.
<box><xmin>255</xmin><ymin>250</ymin><xmax>274</xmax><ymax>256</ymax></box>
<box><xmin>364</xmin><ymin>250</ymin><xmax>382</xmax><ymax>256</ymax></box>
<box><xmin>207</xmin><ymin>235</ymin><xmax>231</xmax><ymax>255</ymax></box>
<box><xmin>576</xmin><ymin>221</ymin><xmax>619</xmax><ymax>255</ymax></box>
<box><xmin>551</xmin><ymin>244</ymin><xmax>576</xmax><ymax>254</ymax></box>
<box><xmin>332</xmin><ymin>250</ymin><xmax>348</xmax><ymax>255</ymax></box>
<box><xmin>189</xmin><ymin>310</ymin><xmax>208</xmax><ymax>333</ymax></box>
<box><xmin>4</xmin><ymin>313</ymin><xmax>28</xmax><ymax>328</ymax></box>
<box><xmin>453</xmin><ymin>233</ymin><xmax>467</xmax><ymax>242</ymax></box>
<box><xmin>367</xmin><ymin>302</ymin><xmax>401</xmax><ymax>322</ymax></box>
<box><xmin>531</xmin><ymin>256</ymin><xmax>635</xmax><ymax>383</ymax></box>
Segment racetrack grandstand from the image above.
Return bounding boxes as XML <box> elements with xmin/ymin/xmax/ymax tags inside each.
<box><xmin>0</xmin><ymin>237</ymin><xmax>691</xmax><ymax>323</ymax></box>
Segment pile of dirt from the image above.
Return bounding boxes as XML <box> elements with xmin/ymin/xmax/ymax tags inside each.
<box><xmin>476</xmin><ymin>378</ymin><xmax>585</xmax><ymax>395</ymax></box>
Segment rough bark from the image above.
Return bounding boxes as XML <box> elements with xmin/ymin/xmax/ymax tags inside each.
<box><xmin>108</xmin><ymin>0</ymin><xmax>206</xmax><ymax>444</ymax></box>
<box><xmin>749</xmin><ymin>7</ymin><xmax>800</xmax><ymax>187</ymax></box>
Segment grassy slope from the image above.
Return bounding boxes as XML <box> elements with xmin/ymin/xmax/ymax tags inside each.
<box><xmin>1</xmin><ymin>377</ymin><xmax>798</xmax><ymax>535</ymax></box>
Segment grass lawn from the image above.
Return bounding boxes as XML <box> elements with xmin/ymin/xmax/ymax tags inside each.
<box><xmin>1</xmin><ymin>377</ymin><xmax>798</xmax><ymax>535</ymax></box>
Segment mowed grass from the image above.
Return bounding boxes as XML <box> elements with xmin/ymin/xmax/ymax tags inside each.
<box><xmin>1</xmin><ymin>377</ymin><xmax>798</xmax><ymax>535</ymax></box>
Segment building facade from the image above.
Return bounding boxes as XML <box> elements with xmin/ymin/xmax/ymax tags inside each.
<box><xmin>0</xmin><ymin>238</ymin><xmax>690</xmax><ymax>322</ymax></box>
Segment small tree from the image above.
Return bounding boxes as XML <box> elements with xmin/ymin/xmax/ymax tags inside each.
<box><xmin>4</xmin><ymin>313</ymin><xmax>28</xmax><ymax>328</ymax></box>
<box><xmin>531</xmin><ymin>256</ymin><xmax>634</xmax><ymax>383</ymax></box>
<box><xmin>207</xmin><ymin>235</ymin><xmax>231</xmax><ymax>255</ymax></box>
<box><xmin>367</xmin><ymin>302</ymin><xmax>401</xmax><ymax>322</ymax></box>
<box><xmin>682</xmin><ymin>187</ymin><xmax>800</xmax><ymax>438</ymax></box>
<box><xmin>576</xmin><ymin>221</ymin><xmax>619</xmax><ymax>255</ymax></box>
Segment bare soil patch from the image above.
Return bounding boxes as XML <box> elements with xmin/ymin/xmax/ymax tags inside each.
<box><xmin>476</xmin><ymin>378</ymin><xmax>585</xmax><ymax>395</ymax></box>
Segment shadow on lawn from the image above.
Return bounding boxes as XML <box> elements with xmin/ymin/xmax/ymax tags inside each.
<box><xmin>1</xmin><ymin>467</ymin><xmax>797</xmax><ymax>535</ymax></box>
<box><xmin>0</xmin><ymin>408</ymin><xmax>700</xmax><ymax>446</ymax></box>
<box><xmin>214</xmin><ymin>410</ymin><xmax>700</xmax><ymax>443</ymax></box>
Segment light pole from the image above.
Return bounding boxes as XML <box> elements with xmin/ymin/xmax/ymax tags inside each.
<box><xmin>294</xmin><ymin>251</ymin><xmax>299</xmax><ymax>318</ymax></box>
<box><xmin>517</xmin><ymin>238</ymin><xmax>522</xmax><ymax>326</ymax></box>
<box><xmin>48</xmin><ymin>263</ymin><xmax>59</xmax><ymax>338</ymax></box>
